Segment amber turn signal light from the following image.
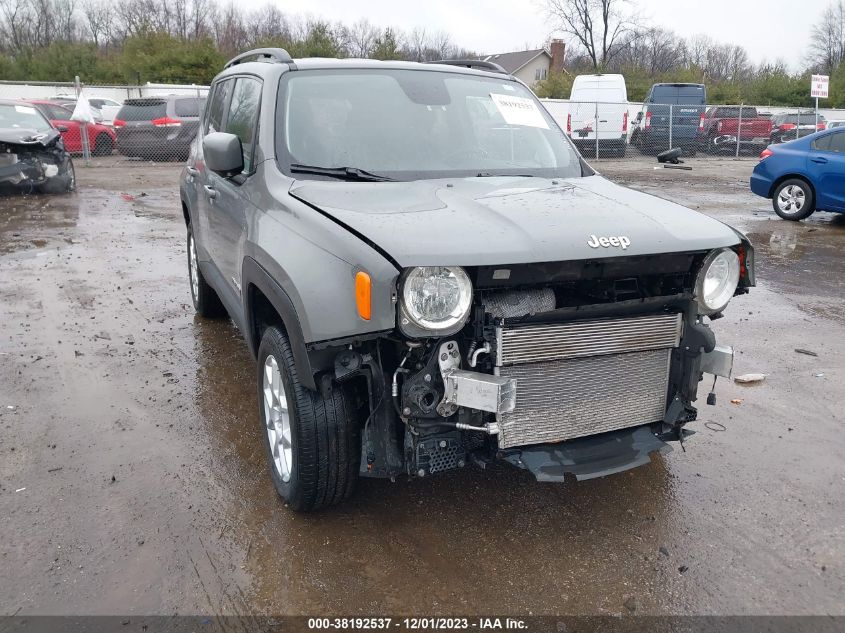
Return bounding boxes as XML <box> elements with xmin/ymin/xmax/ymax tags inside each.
<box><xmin>355</xmin><ymin>271</ymin><xmax>371</xmax><ymax>321</ymax></box>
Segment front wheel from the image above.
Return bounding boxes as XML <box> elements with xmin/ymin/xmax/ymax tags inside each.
<box><xmin>38</xmin><ymin>157</ymin><xmax>75</xmax><ymax>194</ymax></box>
<box><xmin>93</xmin><ymin>134</ymin><xmax>114</xmax><ymax>156</ymax></box>
<box><xmin>773</xmin><ymin>178</ymin><xmax>815</xmax><ymax>220</ymax></box>
<box><xmin>258</xmin><ymin>326</ymin><xmax>361</xmax><ymax>511</ymax></box>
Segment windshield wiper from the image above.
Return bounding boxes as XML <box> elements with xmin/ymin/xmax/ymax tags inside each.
<box><xmin>290</xmin><ymin>163</ymin><xmax>395</xmax><ymax>182</ymax></box>
<box><xmin>476</xmin><ymin>172</ymin><xmax>536</xmax><ymax>178</ymax></box>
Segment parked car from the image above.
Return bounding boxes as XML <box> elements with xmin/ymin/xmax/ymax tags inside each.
<box><xmin>0</xmin><ymin>99</ymin><xmax>75</xmax><ymax>193</ymax></box>
<box><xmin>825</xmin><ymin>119</ymin><xmax>845</xmax><ymax>129</ymax></box>
<box><xmin>114</xmin><ymin>96</ymin><xmax>205</xmax><ymax>161</ymax></box>
<box><xmin>630</xmin><ymin>83</ymin><xmax>706</xmax><ymax>155</ymax></box>
<box><xmin>566</xmin><ymin>73</ymin><xmax>628</xmax><ymax>157</ymax></box>
<box><xmin>751</xmin><ymin>128</ymin><xmax>845</xmax><ymax>220</ymax></box>
<box><xmin>87</xmin><ymin>97</ymin><xmax>123</xmax><ymax>126</ymax></box>
<box><xmin>181</xmin><ymin>50</ymin><xmax>753</xmax><ymax>511</ymax></box>
<box><xmin>22</xmin><ymin>100</ymin><xmax>116</xmax><ymax>156</ymax></box>
<box><xmin>770</xmin><ymin>112</ymin><xmax>826</xmax><ymax>144</ymax></box>
<box><xmin>699</xmin><ymin>106</ymin><xmax>772</xmax><ymax>154</ymax></box>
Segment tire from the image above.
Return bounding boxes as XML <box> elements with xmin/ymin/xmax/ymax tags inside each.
<box><xmin>38</xmin><ymin>157</ymin><xmax>75</xmax><ymax>194</ymax></box>
<box><xmin>93</xmin><ymin>134</ymin><xmax>114</xmax><ymax>156</ymax></box>
<box><xmin>257</xmin><ymin>326</ymin><xmax>360</xmax><ymax>512</ymax></box>
<box><xmin>187</xmin><ymin>224</ymin><xmax>225</xmax><ymax>317</ymax></box>
<box><xmin>772</xmin><ymin>178</ymin><xmax>815</xmax><ymax>221</ymax></box>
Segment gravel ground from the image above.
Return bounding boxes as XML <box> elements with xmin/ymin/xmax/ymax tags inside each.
<box><xmin>0</xmin><ymin>155</ymin><xmax>842</xmax><ymax>618</ymax></box>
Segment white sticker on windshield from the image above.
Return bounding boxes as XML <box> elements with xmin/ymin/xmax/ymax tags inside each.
<box><xmin>15</xmin><ymin>105</ymin><xmax>36</xmax><ymax>114</ymax></box>
<box><xmin>489</xmin><ymin>93</ymin><xmax>548</xmax><ymax>129</ymax></box>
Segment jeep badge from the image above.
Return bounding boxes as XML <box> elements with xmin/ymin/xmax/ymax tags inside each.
<box><xmin>587</xmin><ymin>235</ymin><xmax>631</xmax><ymax>249</ymax></box>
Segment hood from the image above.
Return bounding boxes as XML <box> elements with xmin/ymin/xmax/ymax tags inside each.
<box><xmin>289</xmin><ymin>175</ymin><xmax>740</xmax><ymax>268</ymax></box>
<box><xmin>0</xmin><ymin>128</ymin><xmax>60</xmax><ymax>146</ymax></box>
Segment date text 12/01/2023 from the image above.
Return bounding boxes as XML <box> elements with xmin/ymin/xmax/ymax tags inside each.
<box><xmin>307</xmin><ymin>617</ymin><xmax>528</xmax><ymax>630</ymax></box>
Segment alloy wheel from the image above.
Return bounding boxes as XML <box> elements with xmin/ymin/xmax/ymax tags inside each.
<box><xmin>262</xmin><ymin>354</ymin><xmax>292</xmax><ymax>482</ymax></box>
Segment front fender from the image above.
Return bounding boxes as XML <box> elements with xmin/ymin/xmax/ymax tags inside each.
<box><xmin>241</xmin><ymin>256</ymin><xmax>317</xmax><ymax>390</ymax></box>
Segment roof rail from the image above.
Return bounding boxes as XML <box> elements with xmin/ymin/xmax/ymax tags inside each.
<box><xmin>224</xmin><ymin>48</ymin><xmax>293</xmax><ymax>69</ymax></box>
<box><xmin>427</xmin><ymin>59</ymin><xmax>507</xmax><ymax>74</ymax></box>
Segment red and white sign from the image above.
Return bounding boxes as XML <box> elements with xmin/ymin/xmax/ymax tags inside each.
<box><xmin>811</xmin><ymin>74</ymin><xmax>829</xmax><ymax>99</ymax></box>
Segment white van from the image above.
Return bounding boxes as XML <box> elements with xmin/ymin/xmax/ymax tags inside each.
<box><xmin>567</xmin><ymin>74</ymin><xmax>629</xmax><ymax>157</ymax></box>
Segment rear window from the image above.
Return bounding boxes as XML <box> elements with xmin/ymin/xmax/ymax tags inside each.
<box><xmin>777</xmin><ymin>114</ymin><xmax>826</xmax><ymax>125</ymax></box>
<box><xmin>651</xmin><ymin>85</ymin><xmax>705</xmax><ymax>105</ymax></box>
<box><xmin>175</xmin><ymin>98</ymin><xmax>204</xmax><ymax>117</ymax></box>
<box><xmin>117</xmin><ymin>100</ymin><xmax>167</xmax><ymax>121</ymax></box>
<box><xmin>712</xmin><ymin>107</ymin><xmax>758</xmax><ymax>118</ymax></box>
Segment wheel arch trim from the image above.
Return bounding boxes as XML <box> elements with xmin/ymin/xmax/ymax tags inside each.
<box><xmin>768</xmin><ymin>173</ymin><xmax>815</xmax><ymax>200</ymax></box>
<box><xmin>242</xmin><ymin>256</ymin><xmax>317</xmax><ymax>391</ymax></box>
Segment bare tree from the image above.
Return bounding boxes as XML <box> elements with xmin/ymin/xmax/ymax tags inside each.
<box><xmin>807</xmin><ymin>0</ymin><xmax>845</xmax><ymax>73</ymax></box>
<box><xmin>617</xmin><ymin>26</ymin><xmax>682</xmax><ymax>74</ymax></box>
<box><xmin>406</xmin><ymin>26</ymin><xmax>428</xmax><ymax>62</ymax></box>
<box><xmin>348</xmin><ymin>18</ymin><xmax>378</xmax><ymax>57</ymax></box>
<box><xmin>429</xmin><ymin>30</ymin><xmax>453</xmax><ymax>60</ymax></box>
<box><xmin>0</xmin><ymin>0</ymin><xmax>34</xmax><ymax>51</ymax></box>
<box><xmin>543</xmin><ymin>0</ymin><xmax>638</xmax><ymax>69</ymax></box>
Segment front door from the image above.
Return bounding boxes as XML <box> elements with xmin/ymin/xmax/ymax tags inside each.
<box><xmin>195</xmin><ymin>79</ymin><xmax>233</xmax><ymax>275</ymax></box>
<box><xmin>42</xmin><ymin>104</ymin><xmax>80</xmax><ymax>152</ymax></box>
<box><xmin>204</xmin><ymin>75</ymin><xmax>263</xmax><ymax>297</ymax></box>
<box><xmin>808</xmin><ymin>130</ymin><xmax>845</xmax><ymax>211</ymax></box>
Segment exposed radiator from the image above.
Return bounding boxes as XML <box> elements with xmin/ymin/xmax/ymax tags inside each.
<box><xmin>495</xmin><ymin>313</ymin><xmax>682</xmax><ymax>449</ymax></box>
<box><xmin>497</xmin><ymin>313</ymin><xmax>683</xmax><ymax>366</ymax></box>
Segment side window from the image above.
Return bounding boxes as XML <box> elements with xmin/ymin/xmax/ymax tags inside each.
<box><xmin>175</xmin><ymin>98</ymin><xmax>201</xmax><ymax>117</ymax></box>
<box><xmin>224</xmin><ymin>77</ymin><xmax>262</xmax><ymax>173</ymax></box>
<box><xmin>46</xmin><ymin>105</ymin><xmax>69</xmax><ymax>119</ymax></box>
<box><xmin>206</xmin><ymin>79</ymin><xmax>232</xmax><ymax>134</ymax></box>
<box><xmin>827</xmin><ymin>131</ymin><xmax>845</xmax><ymax>153</ymax></box>
<box><xmin>812</xmin><ymin>135</ymin><xmax>832</xmax><ymax>151</ymax></box>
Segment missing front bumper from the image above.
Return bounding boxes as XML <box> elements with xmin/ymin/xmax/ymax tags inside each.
<box><xmin>500</xmin><ymin>425</ymin><xmax>671</xmax><ymax>482</ymax></box>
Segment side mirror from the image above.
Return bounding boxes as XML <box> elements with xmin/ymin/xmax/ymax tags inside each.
<box><xmin>203</xmin><ymin>132</ymin><xmax>243</xmax><ymax>177</ymax></box>
<box><xmin>56</xmin><ymin>125</ymin><xmax>69</xmax><ymax>132</ymax></box>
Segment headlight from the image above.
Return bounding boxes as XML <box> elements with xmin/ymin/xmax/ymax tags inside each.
<box><xmin>695</xmin><ymin>248</ymin><xmax>740</xmax><ymax>314</ymax></box>
<box><xmin>399</xmin><ymin>266</ymin><xmax>472</xmax><ymax>335</ymax></box>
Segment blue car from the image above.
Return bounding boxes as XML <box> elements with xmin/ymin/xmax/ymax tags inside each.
<box><xmin>750</xmin><ymin>127</ymin><xmax>845</xmax><ymax>220</ymax></box>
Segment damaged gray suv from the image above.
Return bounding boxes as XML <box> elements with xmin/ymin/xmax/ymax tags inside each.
<box><xmin>180</xmin><ymin>49</ymin><xmax>754</xmax><ymax>511</ymax></box>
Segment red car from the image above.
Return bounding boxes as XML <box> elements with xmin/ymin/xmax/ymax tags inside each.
<box><xmin>699</xmin><ymin>106</ymin><xmax>773</xmax><ymax>153</ymax></box>
<box><xmin>22</xmin><ymin>100</ymin><xmax>116</xmax><ymax>156</ymax></box>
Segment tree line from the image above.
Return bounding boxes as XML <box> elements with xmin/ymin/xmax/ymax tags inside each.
<box><xmin>536</xmin><ymin>0</ymin><xmax>845</xmax><ymax>107</ymax></box>
<box><xmin>0</xmin><ymin>0</ymin><xmax>476</xmax><ymax>84</ymax></box>
<box><xmin>1</xmin><ymin>0</ymin><xmax>845</xmax><ymax>108</ymax></box>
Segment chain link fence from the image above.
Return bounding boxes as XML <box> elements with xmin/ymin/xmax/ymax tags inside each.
<box><xmin>2</xmin><ymin>80</ymin><xmax>844</xmax><ymax>166</ymax></box>
<box><xmin>541</xmin><ymin>99</ymin><xmax>842</xmax><ymax>161</ymax></box>
<box><xmin>0</xmin><ymin>80</ymin><xmax>209</xmax><ymax>163</ymax></box>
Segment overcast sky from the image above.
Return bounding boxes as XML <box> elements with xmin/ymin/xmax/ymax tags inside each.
<box><xmin>277</xmin><ymin>0</ymin><xmax>822</xmax><ymax>70</ymax></box>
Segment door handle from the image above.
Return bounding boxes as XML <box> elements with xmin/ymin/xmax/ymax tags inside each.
<box><xmin>810</xmin><ymin>156</ymin><xmax>828</xmax><ymax>164</ymax></box>
<box><xmin>186</xmin><ymin>166</ymin><xmax>199</xmax><ymax>176</ymax></box>
<box><xmin>203</xmin><ymin>185</ymin><xmax>217</xmax><ymax>199</ymax></box>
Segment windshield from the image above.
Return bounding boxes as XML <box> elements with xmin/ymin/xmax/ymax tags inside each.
<box><xmin>277</xmin><ymin>69</ymin><xmax>581</xmax><ymax>180</ymax></box>
<box><xmin>0</xmin><ymin>104</ymin><xmax>52</xmax><ymax>132</ymax></box>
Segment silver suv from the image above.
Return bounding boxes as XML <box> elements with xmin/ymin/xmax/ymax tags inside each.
<box><xmin>180</xmin><ymin>49</ymin><xmax>754</xmax><ymax>511</ymax></box>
